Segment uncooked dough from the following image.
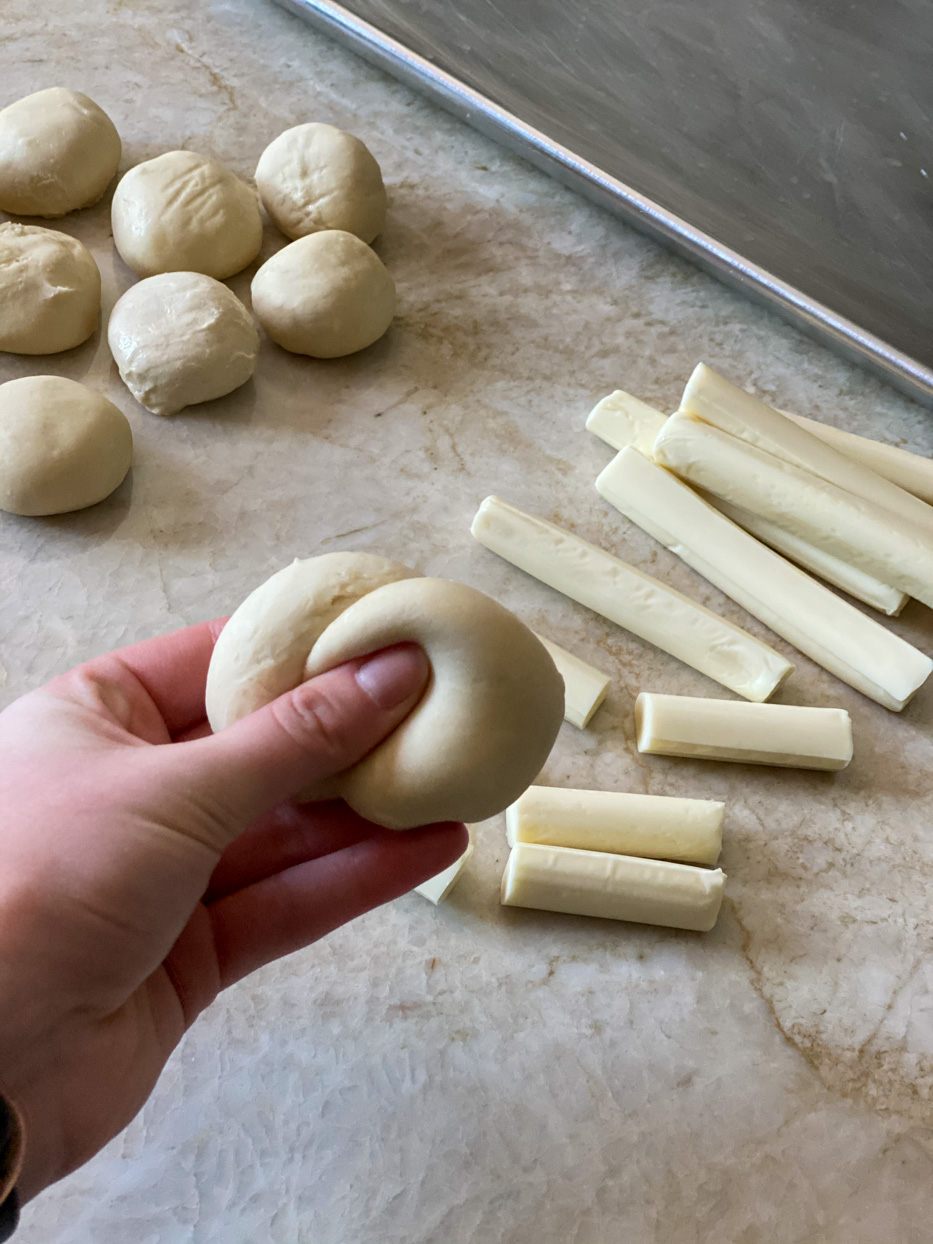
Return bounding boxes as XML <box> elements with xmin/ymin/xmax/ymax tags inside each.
<box><xmin>108</xmin><ymin>272</ymin><xmax>260</xmax><ymax>415</ymax></box>
<box><xmin>0</xmin><ymin>376</ymin><xmax>132</xmax><ymax>516</ymax></box>
<box><xmin>0</xmin><ymin>88</ymin><xmax>121</xmax><ymax>218</ymax></box>
<box><xmin>250</xmin><ymin>230</ymin><xmax>395</xmax><ymax>357</ymax></box>
<box><xmin>206</xmin><ymin>553</ymin><xmax>565</xmax><ymax>828</ymax></box>
<box><xmin>111</xmin><ymin>150</ymin><xmax>263</xmax><ymax>279</ymax></box>
<box><xmin>255</xmin><ymin>122</ymin><xmax>387</xmax><ymax>243</ymax></box>
<box><xmin>0</xmin><ymin>223</ymin><xmax>101</xmax><ymax>354</ymax></box>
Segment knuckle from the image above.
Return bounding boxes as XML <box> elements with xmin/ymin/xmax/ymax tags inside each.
<box><xmin>271</xmin><ymin>681</ymin><xmax>357</xmax><ymax>765</ymax></box>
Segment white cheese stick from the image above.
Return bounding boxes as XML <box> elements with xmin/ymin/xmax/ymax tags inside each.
<box><xmin>415</xmin><ymin>832</ymin><xmax>474</xmax><ymax>904</ymax></box>
<box><xmin>532</xmin><ymin>633</ymin><xmax>610</xmax><ymax>728</ymax></box>
<box><xmin>506</xmin><ymin>785</ymin><xmax>723</xmax><ymax>866</ymax></box>
<box><xmin>471</xmin><ymin>496</ymin><xmax>792</xmax><ymax>702</ymax></box>
<box><xmin>784</xmin><ymin>411</ymin><xmax>933</xmax><ymax>506</ymax></box>
<box><xmin>586</xmin><ymin>388</ymin><xmax>906</xmax><ymax>616</ymax></box>
<box><xmin>595</xmin><ymin>447</ymin><xmax>933</xmax><ymax>711</ymax></box>
<box><xmin>635</xmin><ymin>692</ymin><xmax>852</xmax><ymax>770</ymax></box>
<box><xmin>501</xmin><ymin>842</ymin><xmax>725</xmax><ymax>932</ymax></box>
<box><xmin>653</xmin><ymin>415</ymin><xmax>933</xmax><ymax>612</ymax></box>
<box><xmin>682</xmin><ymin>363</ymin><xmax>933</xmax><ymax>539</ymax></box>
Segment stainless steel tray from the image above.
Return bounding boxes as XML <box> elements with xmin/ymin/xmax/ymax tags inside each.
<box><xmin>274</xmin><ymin>0</ymin><xmax>933</xmax><ymax>407</ymax></box>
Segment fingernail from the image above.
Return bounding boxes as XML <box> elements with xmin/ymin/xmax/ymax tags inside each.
<box><xmin>356</xmin><ymin>644</ymin><xmax>429</xmax><ymax>710</ymax></box>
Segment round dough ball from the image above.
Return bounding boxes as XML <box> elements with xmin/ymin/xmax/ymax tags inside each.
<box><xmin>251</xmin><ymin>230</ymin><xmax>395</xmax><ymax>357</ymax></box>
<box><xmin>0</xmin><ymin>375</ymin><xmax>132</xmax><ymax>516</ymax></box>
<box><xmin>205</xmin><ymin>553</ymin><xmax>565</xmax><ymax>829</ymax></box>
<box><xmin>255</xmin><ymin>122</ymin><xmax>386</xmax><ymax>243</ymax></box>
<box><xmin>0</xmin><ymin>222</ymin><xmax>101</xmax><ymax>354</ymax></box>
<box><xmin>108</xmin><ymin>272</ymin><xmax>260</xmax><ymax>415</ymax></box>
<box><xmin>111</xmin><ymin>151</ymin><xmax>262</xmax><ymax>279</ymax></box>
<box><xmin>0</xmin><ymin>88</ymin><xmax>121</xmax><ymax>218</ymax></box>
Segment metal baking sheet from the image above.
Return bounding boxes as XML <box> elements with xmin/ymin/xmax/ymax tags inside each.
<box><xmin>273</xmin><ymin>0</ymin><xmax>933</xmax><ymax>407</ymax></box>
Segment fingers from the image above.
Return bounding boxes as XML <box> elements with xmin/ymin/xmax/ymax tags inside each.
<box><xmin>208</xmin><ymin>821</ymin><xmax>469</xmax><ymax>987</ymax></box>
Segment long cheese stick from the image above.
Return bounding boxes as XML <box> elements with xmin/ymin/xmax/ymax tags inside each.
<box><xmin>533</xmin><ymin>634</ymin><xmax>610</xmax><ymax>728</ymax></box>
<box><xmin>586</xmin><ymin>389</ymin><xmax>906</xmax><ymax>616</ymax></box>
<box><xmin>784</xmin><ymin>411</ymin><xmax>933</xmax><ymax>506</ymax></box>
<box><xmin>653</xmin><ymin>415</ymin><xmax>933</xmax><ymax>611</ymax></box>
<box><xmin>415</xmin><ymin>832</ymin><xmax>474</xmax><ymax>904</ymax></box>
<box><xmin>595</xmin><ymin>447</ymin><xmax>933</xmax><ymax>710</ymax></box>
<box><xmin>471</xmin><ymin>496</ymin><xmax>792</xmax><ymax>702</ymax></box>
<box><xmin>506</xmin><ymin>785</ymin><xmax>723</xmax><ymax>866</ymax></box>
<box><xmin>501</xmin><ymin>842</ymin><xmax>725</xmax><ymax>932</ymax></box>
<box><xmin>682</xmin><ymin>364</ymin><xmax>933</xmax><ymax>538</ymax></box>
<box><xmin>635</xmin><ymin>693</ymin><xmax>853</xmax><ymax>770</ymax></box>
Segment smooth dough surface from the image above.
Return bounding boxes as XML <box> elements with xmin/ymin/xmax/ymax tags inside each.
<box><xmin>0</xmin><ymin>88</ymin><xmax>121</xmax><ymax>217</ymax></box>
<box><xmin>250</xmin><ymin>230</ymin><xmax>395</xmax><ymax>357</ymax></box>
<box><xmin>111</xmin><ymin>150</ymin><xmax>263</xmax><ymax>279</ymax></box>
<box><xmin>206</xmin><ymin>554</ymin><xmax>565</xmax><ymax>828</ymax></box>
<box><xmin>255</xmin><ymin>122</ymin><xmax>386</xmax><ymax>243</ymax></box>
<box><xmin>108</xmin><ymin>272</ymin><xmax>259</xmax><ymax>415</ymax></box>
<box><xmin>0</xmin><ymin>375</ymin><xmax>132</xmax><ymax>515</ymax></box>
<box><xmin>0</xmin><ymin>222</ymin><xmax>101</xmax><ymax>354</ymax></box>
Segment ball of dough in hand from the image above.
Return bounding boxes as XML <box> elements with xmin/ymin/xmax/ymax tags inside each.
<box><xmin>251</xmin><ymin>230</ymin><xmax>395</xmax><ymax>357</ymax></box>
<box><xmin>206</xmin><ymin>553</ymin><xmax>565</xmax><ymax>828</ymax></box>
<box><xmin>0</xmin><ymin>376</ymin><xmax>132</xmax><ymax>516</ymax></box>
<box><xmin>111</xmin><ymin>150</ymin><xmax>263</xmax><ymax>279</ymax></box>
<box><xmin>108</xmin><ymin>272</ymin><xmax>259</xmax><ymax>415</ymax></box>
<box><xmin>255</xmin><ymin>122</ymin><xmax>386</xmax><ymax>243</ymax></box>
<box><xmin>0</xmin><ymin>222</ymin><xmax>101</xmax><ymax>354</ymax></box>
<box><xmin>0</xmin><ymin>88</ymin><xmax>121</xmax><ymax>218</ymax></box>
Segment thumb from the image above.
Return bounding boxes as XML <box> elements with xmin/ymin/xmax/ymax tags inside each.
<box><xmin>171</xmin><ymin>643</ymin><xmax>430</xmax><ymax>845</ymax></box>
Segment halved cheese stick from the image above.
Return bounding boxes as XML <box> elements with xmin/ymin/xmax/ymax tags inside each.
<box><xmin>415</xmin><ymin>832</ymin><xmax>474</xmax><ymax>904</ymax></box>
<box><xmin>586</xmin><ymin>388</ymin><xmax>906</xmax><ymax>616</ymax></box>
<box><xmin>500</xmin><ymin>842</ymin><xmax>725</xmax><ymax>932</ymax></box>
<box><xmin>506</xmin><ymin>785</ymin><xmax>723</xmax><ymax>866</ymax></box>
<box><xmin>595</xmin><ymin>447</ymin><xmax>933</xmax><ymax>710</ymax></box>
<box><xmin>682</xmin><ymin>364</ymin><xmax>933</xmax><ymax>538</ymax></box>
<box><xmin>635</xmin><ymin>692</ymin><xmax>852</xmax><ymax>770</ymax></box>
<box><xmin>533</xmin><ymin>634</ymin><xmax>610</xmax><ymax>728</ymax></box>
<box><xmin>784</xmin><ymin>411</ymin><xmax>933</xmax><ymax>506</ymax></box>
<box><xmin>653</xmin><ymin>415</ymin><xmax>933</xmax><ymax>611</ymax></box>
<box><xmin>471</xmin><ymin>496</ymin><xmax>792</xmax><ymax>702</ymax></box>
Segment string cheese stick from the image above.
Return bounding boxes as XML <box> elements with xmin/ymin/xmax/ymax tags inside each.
<box><xmin>682</xmin><ymin>363</ymin><xmax>933</xmax><ymax>538</ymax></box>
<box><xmin>471</xmin><ymin>496</ymin><xmax>792</xmax><ymax>702</ymax></box>
<box><xmin>783</xmin><ymin>411</ymin><xmax>933</xmax><ymax>506</ymax></box>
<box><xmin>415</xmin><ymin>831</ymin><xmax>474</xmax><ymax>904</ymax></box>
<box><xmin>533</xmin><ymin>633</ymin><xmax>610</xmax><ymax>728</ymax></box>
<box><xmin>506</xmin><ymin>785</ymin><xmax>723</xmax><ymax>866</ymax></box>
<box><xmin>635</xmin><ymin>693</ymin><xmax>853</xmax><ymax>770</ymax></box>
<box><xmin>586</xmin><ymin>389</ymin><xmax>905</xmax><ymax>616</ymax></box>
<box><xmin>653</xmin><ymin>415</ymin><xmax>933</xmax><ymax>611</ymax></box>
<box><xmin>500</xmin><ymin>842</ymin><xmax>725</xmax><ymax>932</ymax></box>
<box><xmin>595</xmin><ymin>447</ymin><xmax>933</xmax><ymax>711</ymax></box>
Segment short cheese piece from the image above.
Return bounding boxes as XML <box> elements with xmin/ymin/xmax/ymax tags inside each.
<box><xmin>585</xmin><ymin>389</ymin><xmax>666</xmax><ymax>453</ymax></box>
<box><xmin>415</xmin><ymin>832</ymin><xmax>474</xmax><ymax>905</ymax></box>
<box><xmin>500</xmin><ymin>842</ymin><xmax>725</xmax><ymax>932</ymax></box>
<box><xmin>532</xmin><ymin>634</ymin><xmax>610</xmax><ymax>728</ymax></box>
<box><xmin>471</xmin><ymin>496</ymin><xmax>792</xmax><ymax>702</ymax></box>
<box><xmin>636</xmin><ymin>692</ymin><xmax>853</xmax><ymax>770</ymax></box>
<box><xmin>506</xmin><ymin>785</ymin><xmax>723</xmax><ymax>866</ymax></box>
<box><xmin>596</xmin><ymin>447</ymin><xmax>933</xmax><ymax>711</ymax></box>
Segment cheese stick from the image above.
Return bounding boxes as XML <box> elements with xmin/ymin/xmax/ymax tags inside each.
<box><xmin>415</xmin><ymin>832</ymin><xmax>474</xmax><ymax>904</ymax></box>
<box><xmin>635</xmin><ymin>692</ymin><xmax>852</xmax><ymax>770</ymax></box>
<box><xmin>595</xmin><ymin>447</ymin><xmax>933</xmax><ymax>710</ymax></box>
<box><xmin>653</xmin><ymin>415</ymin><xmax>933</xmax><ymax>611</ymax></box>
<box><xmin>586</xmin><ymin>388</ymin><xmax>906</xmax><ymax>616</ymax></box>
<box><xmin>682</xmin><ymin>363</ymin><xmax>933</xmax><ymax>538</ymax></box>
<box><xmin>471</xmin><ymin>496</ymin><xmax>792</xmax><ymax>702</ymax></box>
<box><xmin>500</xmin><ymin>842</ymin><xmax>725</xmax><ymax>932</ymax></box>
<box><xmin>533</xmin><ymin>633</ymin><xmax>610</xmax><ymax>728</ymax></box>
<box><xmin>506</xmin><ymin>785</ymin><xmax>723</xmax><ymax>866</ymax></box>
<box><xmin>784</xmin><ymin>411</ymin><xmax>933</xmax><ymax>506</ymax></box>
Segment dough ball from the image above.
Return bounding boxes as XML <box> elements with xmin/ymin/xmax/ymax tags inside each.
<box><xmin>111</xmin><ymin>150</ymin><xmax>263</xmax><ymax>279</ymax></box>
<box><xmin>0</xmin><ymin>88</ymin><xmax>121</xmax><ymax>218</ymax></box>
<box><xmin>108</xmin><ymin>272</ymin><xmax>259</xmax><ymax>415</ymax></box>
<box><xmin>255</xmin><ymin>122</ymin><xmax>386</xmax><ymax>243</ymax></box>
<box><xmin>0</xmin><ymin>375</ymin><xmax>132</xmax><ymax>516</ymax></box>
<box><xmin>0</xmin><ymin>222</ymin><xmax>101</xmax><ymax>354</ymax></box>
<box><xmin>206</xmin><ymin>554</ymin><xmax>565</xmax><ymax>828</ymax></box>
<box><xmin>251</xmin><ymin>230</ymin><xmax>395</xmax><ymax>357</ymax></box>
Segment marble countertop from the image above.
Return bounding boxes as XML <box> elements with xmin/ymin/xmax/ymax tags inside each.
<box><xmin>4</xmin><ymin>1</ymin><xmax>933</xmax><ymax>1240</ymax></box>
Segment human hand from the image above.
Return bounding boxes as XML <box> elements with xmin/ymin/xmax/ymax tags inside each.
<box><xmin>0</xmin><ymin>621</ymin><xmax>467</xmax><ymax>1202</ymax></box>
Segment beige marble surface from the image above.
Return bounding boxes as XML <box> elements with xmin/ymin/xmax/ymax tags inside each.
<box><xmin>4</xmin><ymin>1</ymin><xmax>933</xmax><ymax>1239</ymax></box>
